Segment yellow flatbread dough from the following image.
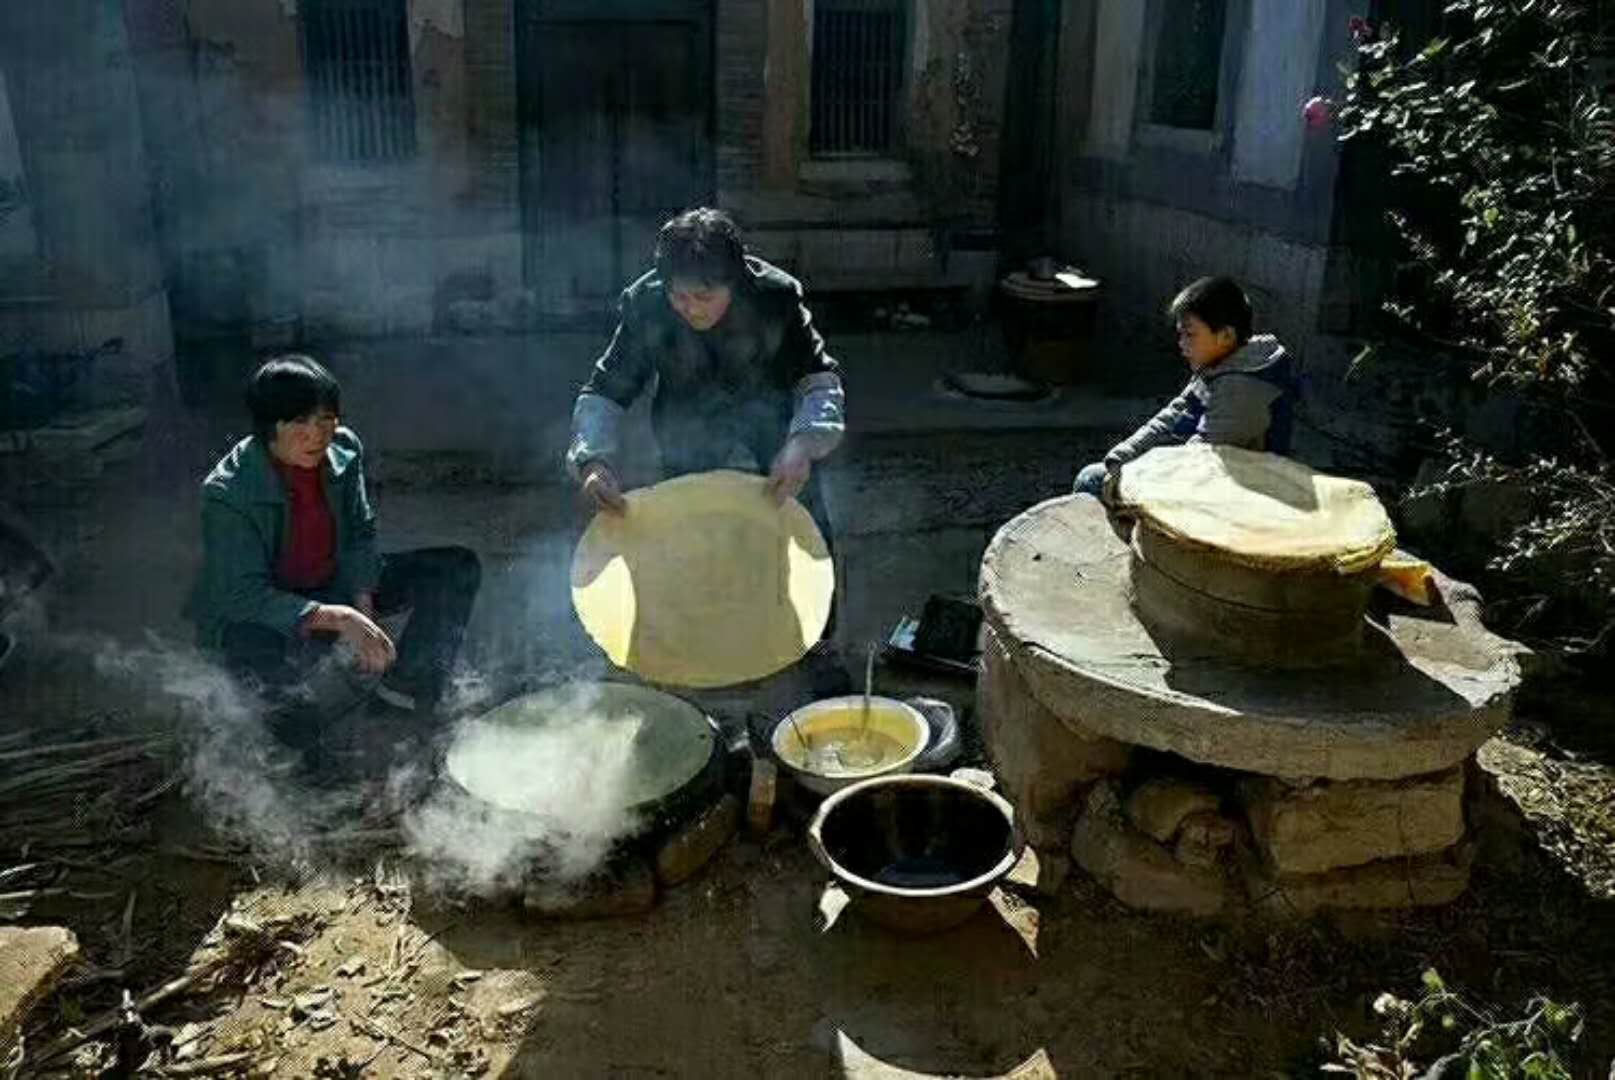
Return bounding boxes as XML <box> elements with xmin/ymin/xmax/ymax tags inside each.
<box><xmin>571</xmin><ymin>470</ymin><xmax>835</xmax><ymax>688</ymax></box>
<box><xmin>1115</xmin><ymin>445</ymin><xmax>1397</xmax><ymax>575</ymax></box>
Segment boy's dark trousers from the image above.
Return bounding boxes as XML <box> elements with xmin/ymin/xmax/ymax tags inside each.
<box><xmin>220</xmin><ymin>546</ymin><xmax>481</xmax><ymax>750</ymax></box>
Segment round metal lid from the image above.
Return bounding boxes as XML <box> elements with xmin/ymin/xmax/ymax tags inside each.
<box><xmin>445</xmin><ymin>682</ymin><xmax>717</xmax><ymax>816</ymax></box>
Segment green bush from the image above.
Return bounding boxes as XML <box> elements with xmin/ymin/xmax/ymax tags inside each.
<box><xmin>1337</xmin><ymin>0</ymin><xmax>1615</xmax><ymax>644</ymax></box>
<box><xmin>1324</xmin><ymin>968</ymin><xmax>1585</xmax><ymax>1079</ymax></box>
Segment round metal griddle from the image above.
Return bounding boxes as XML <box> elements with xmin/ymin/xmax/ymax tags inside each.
<box><xmin>444</xmin><ymin>681</ymin><xmax>721</xmax><ymax>830</ymax></box>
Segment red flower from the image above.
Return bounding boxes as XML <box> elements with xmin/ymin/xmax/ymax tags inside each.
<box><xmin>1303</xmin><ymin>96</ymin><xmax>1333</xmax><ymax>130</ymax></box>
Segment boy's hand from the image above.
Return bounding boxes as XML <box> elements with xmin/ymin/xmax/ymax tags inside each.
<box><xmin>766</xmin><ymin>437</ymin><xmax>814</xmax><ymax>505</ymax></box>
<box><xmin>1101</xmin><ymin>468</ymin><xmax>1121</xmax><ymax>506</ymax></box>
<box><xmin>581</xmin><ymin>461</ymin><xmax>627</xmax><ymax>516</ymax></box>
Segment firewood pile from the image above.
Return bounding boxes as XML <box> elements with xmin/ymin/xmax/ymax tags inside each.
<box><xmin>0</xmin><ymin>723</ymin><xmax>177</xmax><ymax>923</ymax></box>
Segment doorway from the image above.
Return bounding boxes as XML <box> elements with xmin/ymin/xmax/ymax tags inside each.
<box><xmin>518</xmin><ymin>1</ymin><xmax>714</xmax><ymax>321</ymax></box>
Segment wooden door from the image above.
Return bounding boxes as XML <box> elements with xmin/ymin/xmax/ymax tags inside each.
<box><xmin>520</xmin><ymin>8</ymin><xmax>711</xmax><ymax>320</ymax></box>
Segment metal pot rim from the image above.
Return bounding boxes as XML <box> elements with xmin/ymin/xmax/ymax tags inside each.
<box><xmin>771</xmin><ymin>695</ymin><xmax>931</xmax><ymax>789</ymax></box>
<box><xmin>806</xmin><ymin>774</ymin><xmax>1022</xmax><ymax>899</ymax></box>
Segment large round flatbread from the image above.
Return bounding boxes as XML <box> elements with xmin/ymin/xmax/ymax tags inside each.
<box><xmin>1114</xmin><ymin>445</ymin><xmax>1396</xmax><ymax>574</ymax></box>
<box><xmin>571</xmin><ymin>470</ymin><xmax>834</xmax><ymax>688</ymax></box>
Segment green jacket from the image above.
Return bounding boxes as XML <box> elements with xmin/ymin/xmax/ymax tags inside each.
<box><xmin>185</xmin><ymin>427</ymin><xmax>381</xmax><ymax>649</ymax></box>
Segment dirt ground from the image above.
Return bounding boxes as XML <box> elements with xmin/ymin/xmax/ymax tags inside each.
<box><xmin>6</xmin><ymin>778</ymin><xmax>1615</xmax><ymax>1079</ymax></box>
<box><xmin>4</xmin><ymin>386</ymin><xmax>1615</xmax><ymax>1077</ymax></box>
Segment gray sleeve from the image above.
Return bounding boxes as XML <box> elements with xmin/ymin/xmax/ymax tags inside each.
<box><xmin>1195</xmin><ymin>374</ymin><xmax>1281</xmax><ymax>450</ymax></box>
<box><xmin>565</xmin><ymin>393</ymin><xmax>628</xmax><ymax>481</ymax></box>
<box><xmin>788</xmin><ymin>371</ymin><xmax>846</xmax><ymax>454</ymax></box>
<box><xmin>1104</xmin><ymin>390</ymin><xmax>1196</xmax><ymax>469</ymax></box>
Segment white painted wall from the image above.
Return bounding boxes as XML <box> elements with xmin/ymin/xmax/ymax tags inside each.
<box><xmin>1084</xmin><ymin>0</ymin><xmax>1147</xmax><ymax>160</ymax></box>
<box><xmin>1230</xmin><ymin>0</ymin><xmax>1326</xmax><ymax>189</ymax></box>
<box><xmin>0</xmin><ymin>68</ymin><xmax>38</xmax><ymax>262</ymax></box>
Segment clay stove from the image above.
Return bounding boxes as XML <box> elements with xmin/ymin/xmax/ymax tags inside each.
<box><xmin>977</xmin><ymin>496</ymin><xmax>1525</xmax><ymax>915</ymax></box>
<box><xmin>440</xmin><ymin>681</ymin><xmax>740</xmax><ymax>917</ymax></box>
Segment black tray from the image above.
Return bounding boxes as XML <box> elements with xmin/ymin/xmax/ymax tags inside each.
<box><xmin>883</xmin><ymin>593</ymin><xmax>983</xmax><ymax>678</ymax></box>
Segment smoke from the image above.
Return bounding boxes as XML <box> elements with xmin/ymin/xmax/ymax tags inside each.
<box><xmin>83</xmin><ymin>634</ymin><xmax>350</xmax><ymax>862</ymax></box>
<box><xmin>398</xmin><ymin>680</ymin><xmax>646</xmax><ymax>897</ymax></box>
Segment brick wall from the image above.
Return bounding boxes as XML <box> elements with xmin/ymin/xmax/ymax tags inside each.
<box><xmin>465</xmin><ymin>0</ymin><xmax>518</xmax><ymax>211</ymax></box>
<box><xmin>716</xmin><ymin>0</ymin><xmax>766</xmax><ymax>197</ymax></box>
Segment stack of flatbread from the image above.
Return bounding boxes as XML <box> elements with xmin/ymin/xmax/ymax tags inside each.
<box><xmin>1114</xmin><ymin>444</ymin><xmax>1397</xmax><ymax>576</ymax></box>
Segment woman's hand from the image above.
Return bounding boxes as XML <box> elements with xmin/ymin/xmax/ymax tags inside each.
<box><xmin>307</xmin><ymin>604</ymin><xmax>396</xmax><ymax>674</ymax></box>
<box><xmin>766</xmin><ymin>437</ymin><xmax>814</xmax><ymax>505</ymax></box>
<box><xmin>580</xmin><ymin>461</ymin><xmax>627</xmax><ymax>516</ymax></box>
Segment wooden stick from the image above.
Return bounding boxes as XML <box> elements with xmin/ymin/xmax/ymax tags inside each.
<box><xmin>33</xmin><ymin>962</ymin><xmax>221</xmax><ymax>1063</ymax></box>
<box><xmin>118</xmin><ymin>890</ymin><xmax>138</xmax><ymax>969</ymax></box>
<box><xmin>158</xmin><ymin>846</ymin><xmax>254</xmax><ymax>867</ymax></box>
<box><xmin>343</xmin><ymin>1008</ymin><xmax>441</xmax><ymax>1065</ymax></box>
<box><xmin>0</xmin><ymin>735</ymin><xmax>161</xmax><ymax>764</ymax></box>
<box><xmin>155</xmin><ymin>1052</ymin><xmax>254</xmax><ymax>1076</ymax></box>
<box><xmin>0</xmin><ymin>862</ymin><xmax>44</xmax><ymax>885</ymax></box>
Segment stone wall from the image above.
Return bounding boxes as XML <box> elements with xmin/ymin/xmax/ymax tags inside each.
<box><xmin>0</xmin><ymin>2</ymin><xmax>174</xmax><ymax>411</ymax></box>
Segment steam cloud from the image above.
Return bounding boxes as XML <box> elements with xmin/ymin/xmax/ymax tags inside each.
<box><xmin>399</xmin><ymin>680</ymin><xmax>647</xmax><ymax>897</ymax></box>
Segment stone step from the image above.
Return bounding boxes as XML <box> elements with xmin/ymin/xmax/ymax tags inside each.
<box><xmin>0</xmin><ymin>926</ymin><xmax>80</xmax><ymax>1056</ymax></box>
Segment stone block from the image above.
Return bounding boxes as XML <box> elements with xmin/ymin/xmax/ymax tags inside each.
<box><xmin>1070</xmin><ymin>782</ymin><xmax>1229</xmax><ymax>916</ymax></box>
<box><xmin>655</xmin><ymin>794</ymin><xmax>740</xmax><ymax>887</ymax></box>
<box><xmin>0</xmin><ymin>926</ymin><xmax>80</xmax><ymax>1053</ymax></box>
<box><xmin>1124</xmin><ymin>778</ymin><xmax>1221</xmax><ymax>843</ymax></box>
<box><xmin>1246</xmin><ymin>844</ymin><xmax>1473</xmax><ymax>916</ymax></box>
<box><xmin>747</xmin><ymin>758</ymin><xmax>778</xmax><ymax>836</ymax></box>
<box><xmin>1242</xmin><ymin>767</ymin><xmax>1466</xmax><ymax>875</ymax></box>
<box><xmin>979</xmin><ymin>624</ymin><xmax>1131</xmax><ymax>849</ymax></box>
<box><xmin>523</xmin><ymin>858</ymin><xmax>655</xmax><ymax>920</ymax></box>
<box><xmin>1173</xmin><ymin>811</ymin><xmax>1239</xmax><ymax>869</ymax></box>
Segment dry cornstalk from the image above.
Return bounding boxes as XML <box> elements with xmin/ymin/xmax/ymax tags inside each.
<box><xmin>0</xmin><ymin>734</ymin><xmax>160</xmax><ymax>765</ymax></box>
<box><xmin>154</xmin><ymin>1051</ymin><xmax>254</xmax><ymax>1077</ymax></box>
<box><xmin>32</xmin><ymin>962</ymin><xmax>222</xmax><ymax>1064</ymax></box>
<box><xmin>342</xmin><ymin>1008</ymin><xmax>441</xmax><ymax>1066</ymax></box>
<box><xmin>0</xmin><ymin>749</ymin><xmax>159</xmax><ymax>800</ymax></box>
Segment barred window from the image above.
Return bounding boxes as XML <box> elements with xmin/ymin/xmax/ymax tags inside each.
<box><xmin>811</xmin><ymin>0</ymin><xmax>906</xmax><ymax>155</ymax></box>
<box><xmin>302</xmin><ymin>0</ymin><xmax>417</xmax><ymax>162</ymax></box>
<box><xmin>1147</xmin><ymin>0</ymin><xmax>1229</xmax><ymax>130</ymax></box>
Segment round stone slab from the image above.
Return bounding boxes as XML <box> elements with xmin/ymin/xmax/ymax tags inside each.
<box><xmin>979</xmin><ymin>497</ymin><xmax>1524</xmax><ymax>781</ymax></box>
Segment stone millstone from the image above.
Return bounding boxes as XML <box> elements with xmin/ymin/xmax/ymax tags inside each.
<box><xmin>0</xmin><ymin>926</ymin><xmax>80</xmax><ymax>1054</ymax></box>
<box><xmin>978</xmin><ymin>496</ymin><xmax>1524</xmax><ymax>781</ymax></box>
<box><xmin>1129</xmin><ymin>521</ymin><xmax>1377</xmax><ymax>667</ymax></box>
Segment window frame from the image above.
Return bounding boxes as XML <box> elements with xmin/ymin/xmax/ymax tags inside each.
<box><xmin>1133</xmin><ymin>0</ymin><xmax>1246</xmax><ymax>155</ymax></box>
<box><xmin>299</xmin><ymin>0</ymin><xmax>419</xmax><ymax>166</ymax></box>
<box><xmin>807</xmin><ymin>0</ymin><xmax>913</xmax><ymax>160</ymax></box>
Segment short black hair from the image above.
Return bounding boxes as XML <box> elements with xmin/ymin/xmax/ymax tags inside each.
<box><xmin>655</xmin><ymin>207</ymin><xmax>748</xmax><ymax>286</ymax></box>
<box><xmin>246</xmin><ymin>354</ymin><xmax>341</xmax><ymax>443</ymax></box>
<box><xmin>1169</xmin><ymin>276</ymin><xmax>1253</xmax><ymax>344</ymax></box>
